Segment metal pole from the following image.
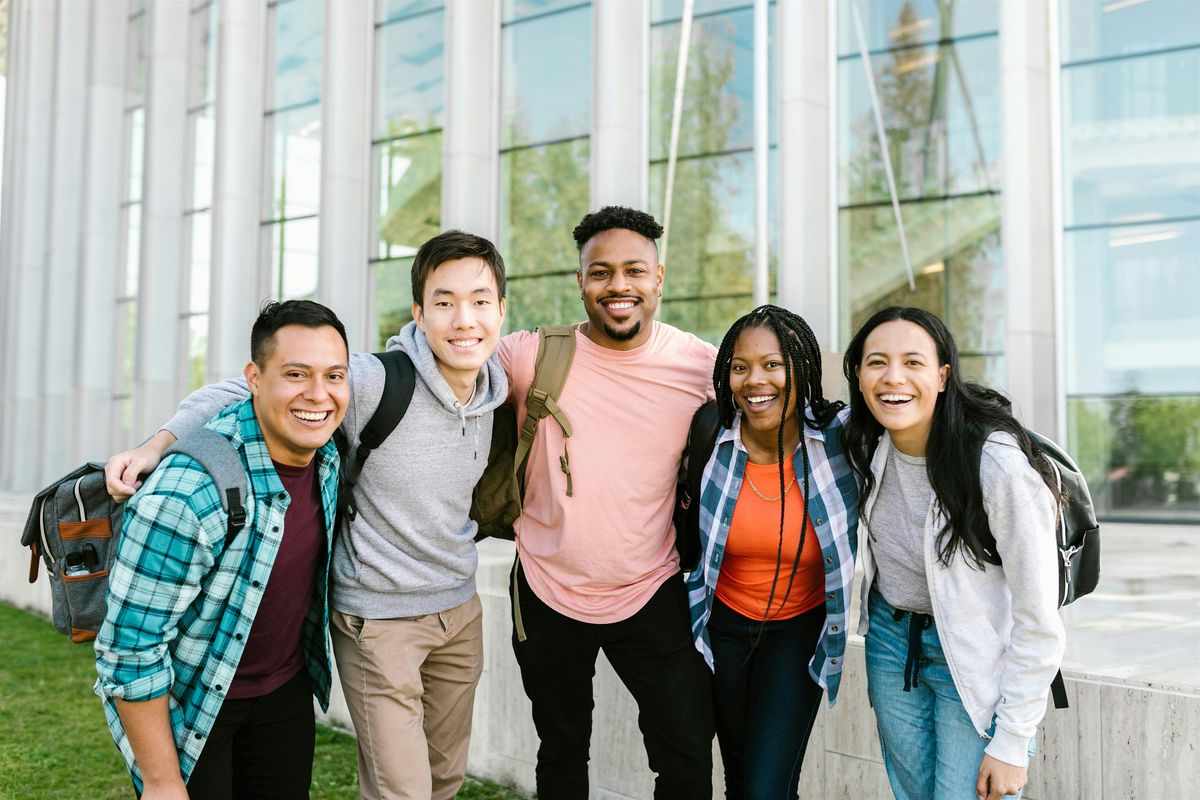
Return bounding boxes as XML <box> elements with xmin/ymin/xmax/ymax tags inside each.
<box><xmin>753</xmin><ymin>0</ymin><xmax>768</xmax><ymax>306</ymax></box>
<box><xmin>660</xmin><ymin>0</ymin><xmax>694</xmax><ymax>270</ymax></box>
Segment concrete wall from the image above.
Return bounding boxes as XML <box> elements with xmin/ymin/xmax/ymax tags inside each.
<box><xmin>5</xmin><ymin>498</ymin><xmax>1196</xmax><ymax>799</ymax></box>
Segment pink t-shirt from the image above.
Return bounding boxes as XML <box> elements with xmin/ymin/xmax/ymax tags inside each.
<box><xmin>498</xmin><ymin>321</ymin><xmax>717</xmax><ymax>623</ymax></box>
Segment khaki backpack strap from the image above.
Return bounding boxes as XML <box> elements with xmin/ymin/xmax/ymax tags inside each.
<box><xmin>515</xmin><ymin>324</ymin><xmax>577</xmax><ymax>495</ymax></box>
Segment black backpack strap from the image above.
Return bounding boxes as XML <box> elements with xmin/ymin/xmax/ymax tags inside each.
<box><xmin>339</xmin><ymin>349</ymin><xmax>416</xmax><ymax>522</ymax></box>
<box><xmin>687</xmin><ymin>401</ymin><xmax>721</xmax><ymax>502</ymax></box>
<box><xmin>675</xmin><ymin>400</ymin><xmax>720</xmax><ymax>572</ymax></box>
<box><xmin>1050</xmin><ymin>669</ymin><xmax>1069</xmax><ymax>709</ymax></box>
<box><xmin>166</xmin><ymin>428</ymin><xmax>249</xmax><ymax>547</ymax></box>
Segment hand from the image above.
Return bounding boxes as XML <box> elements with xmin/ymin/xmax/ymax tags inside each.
<box><xmin>105</xmin><ymin>430</ymin><xmax>176</xmax><ymax>502</ymax></box>
<box><xmin>976</xmin><ymin>753</ymin><xmax>1027</xmax><ymax>800</ymax></box>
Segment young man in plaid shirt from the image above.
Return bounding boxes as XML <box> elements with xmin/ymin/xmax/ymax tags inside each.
<box><xmin>94</xmin><ymin>300</ymin><xmax>350</xmax><ymax>800</ymax></box>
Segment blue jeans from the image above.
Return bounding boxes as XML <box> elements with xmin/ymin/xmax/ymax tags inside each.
<box><xmin>865</xmin><ymin>589</ymin><xmax>1030</xmax><ymax>800</ymax></box>
<box><xmin>708</xmin><ymin>598</ymin><xmax>825</xmax><ymax>800</ymax></box>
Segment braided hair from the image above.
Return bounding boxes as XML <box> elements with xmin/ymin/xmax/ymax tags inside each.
<box><xmin>712</xmin><ymin>305</ymin><xmax>844</xmax><ymax>619</ymax></box>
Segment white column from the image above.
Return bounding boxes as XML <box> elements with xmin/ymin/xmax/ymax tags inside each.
<box><xmin>135</xmin><ymin>0</ymin><xmax>190</xmax><ymax>436</ymax></box>
<box><xmin>443</xmin><ymin>0</ymin><xmax>500</xmax><ymax>239</ymax></box>
<box><xmin>209</xmin><ymin>0</ymin><xmax>266</xmax><ymax>379</ymax></box>
<box><xmin>317</xmin><ymin>0</ymin><xmax>372</xmax><ymax>351</ymax></box>
<box><xmin>591</xmin><ymin>0</ymin><xmax>648</xmax><ymax>210</ymax></box>
<box><xmin>1000</xmin><ymin>0</ymin><xmax>1057</xmax><ymax>436</ymax></box>
<box><xmin>0</xmin><ymin>0</ymin><xmax>56</xmax><ymax>490</ymax></box>
<box><xmin>0</xmin><ymin>0</ymin><xmax>27</xmax><ymax>488</ymax></box>
<box><xmin>777</xmin><ymin>0</ymin><xmax>834</xmax><ymax>345</ymax></box>
<box><xmin>74</xmin><ymin>3</ymin><xmax>129</xmax><ymax>464</ymax></box>
<box><xmin>38</xmin><ymin>0</ymin><xmax>91</xmax><ymax>483</ymax></box>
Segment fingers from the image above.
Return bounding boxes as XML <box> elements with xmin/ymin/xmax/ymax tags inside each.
<box><xmin>105</xmin><ymin>451</ymin><xmax>152</xmax><ymax>502</ymax></box>
<box><xmin>976</xmin><ymin>765</ymin><xmax>989</xmax><ymax>800</ymax></box>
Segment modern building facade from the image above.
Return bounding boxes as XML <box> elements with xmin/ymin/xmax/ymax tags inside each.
<box><xmin>1</xmin><ymin>0</ymin><xmax>1197</xmax><ymax>523</ymax></box>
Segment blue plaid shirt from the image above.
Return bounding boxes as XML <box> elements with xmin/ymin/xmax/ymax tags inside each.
<box><xmin>684</xmin><ymin>407</ymin><xmax>860</xmax><ymax>705</ymax></box>
<box><xmin>94</xmin><ymin>400</ymin><xmax>338</xmax><ymax>789</ymax></box>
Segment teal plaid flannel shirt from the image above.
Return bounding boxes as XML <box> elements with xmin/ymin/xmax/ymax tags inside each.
<box><xmin>94</xmin><ymin>399</ymin><xmax>338</xmax><ymax>790</ymax></box>
<box><xmin>684</xmin><ymin>406</ymin><xmax>860</xmax><ymax>706</ymax></box>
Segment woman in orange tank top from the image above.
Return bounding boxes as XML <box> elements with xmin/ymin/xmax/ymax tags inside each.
<box><xmin>683</xmin><ymin>305</ymin><xmax>861</xmax><ymax>799</ymax></box>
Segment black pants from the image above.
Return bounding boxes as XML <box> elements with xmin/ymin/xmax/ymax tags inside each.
<box><xmin>708</xmin><ymin>598</ymin><xmax>825</xmax><ymax>800</ymax></box>
<box><xmin>511</xmin><ymin>564</ymin><xmax>715</xmax><ymax>799</ymax></box>
<box><xmin>185</xmin><ymin>669</ymin><xmax>316</xmax><ymax>800</ymax></box>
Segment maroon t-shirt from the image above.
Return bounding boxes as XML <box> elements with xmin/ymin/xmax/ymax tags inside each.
<box><xmin>227</xmin><ymin>457</ymin><xmax>325</xmax><ymax>699</ymax></box>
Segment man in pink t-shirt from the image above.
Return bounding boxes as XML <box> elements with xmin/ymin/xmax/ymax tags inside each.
<box><xmin>498</xmin><ymin>206</ymin><xmax>717</xmax><ymax>797</ymax></box>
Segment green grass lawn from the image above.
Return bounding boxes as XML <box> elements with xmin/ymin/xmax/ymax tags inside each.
<box><xmin>0</xmin><ymin>601</ymin><xmax>527</xmax><ymax>800</ymax></box>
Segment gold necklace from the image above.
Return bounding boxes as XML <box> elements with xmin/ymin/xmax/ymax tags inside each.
<box><xmin>745</xmin><ymin>471</ymin><xmax>795</xmax><ymax>502</ymax></box>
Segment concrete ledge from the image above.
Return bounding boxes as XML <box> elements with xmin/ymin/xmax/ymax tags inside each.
<box><xmin>5</xmin><ymin>494</ymin><xmax>1197</xmax><ymax>798</ymax></box>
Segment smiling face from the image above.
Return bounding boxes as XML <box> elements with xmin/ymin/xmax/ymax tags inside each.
<box><xmin>856</xmin><ymin>319</ymin><xmax>950</xmax><ymax>456</ymax></box>
<box><xmin>245</xmin><ymin>324</ymin><xmax>350</xmax><ymax>467</ymax></box>
<box><xmin>729</xmin><ymin>325</ymin><xmax>801</xmax><ymax>451</ymax></box>
<box><xmin>412</xmin><ymin>256</ymin><xmax>506</xmax><ymax>390</ymax></box>
<box><xmin>577</xmin><ymin>228</ymin><xmax>664</xmax><ymax>351</ymax></box>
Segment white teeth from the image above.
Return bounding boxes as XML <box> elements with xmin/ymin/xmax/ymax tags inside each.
<box><xmin>879</xmin><ymin>394</ymin><xmax>913</xmax><ymax>402</ymax></box>
<box><xmin>450</xmin><ymin>339</ymin><xmax>481</xmax><ymax>348</ymax></box>
<box><xmin>746</xmin><ymin>395</ymin><xmax>776</xmax><ymax>405</ymax></box>
<box><xmin>292</xmin><ymin>410</ymin><xmax>328</xmax><ymax>422</ymax></box>
<box><xmin>605</xmin><ymin>300</ymin><xmax>635</xmax><ymax>309</ymax></box>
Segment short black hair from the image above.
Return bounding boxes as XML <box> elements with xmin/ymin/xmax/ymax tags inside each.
<box><xmin>572</xmin><ymin>206</ymin><xmax>663</xmax><ymax>253</ymax></box>
<box><xmin>411</xmin><ymin>230</ymin><xmax>507</xmax><ymax>309</ymax></box>
<box><xmin>250</xmin><ymin>300</ymin><xmax>348</xmax><ymax>365</ymax></box>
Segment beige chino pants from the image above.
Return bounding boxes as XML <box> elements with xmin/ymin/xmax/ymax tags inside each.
<box><xmin>331</xmin><ymin>594</ymin><xmax>484</xmax><ymax>800</ymax></box>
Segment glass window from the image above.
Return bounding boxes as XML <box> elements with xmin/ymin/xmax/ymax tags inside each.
<box><xmin>648</xmin><ymin>4</ymin><xmax>776</xmax><ymax>343</ymax></box>
<box><xmin>500</xmin><ymin>138</ymin><xmax>590</xmax><ymax>278</ymax></box>
<box><xmin>838</xmin><ymin>36</ymin><xmax>1001</xmax><ymax>206</ymax></box>
<box><xmin>836</xmin><ymin>0</ymin><xmax>1001</xmax><ymax>377</ymax></box>
<box><xmin>269</xmin><ymin>216</ymin><xmax>320</xmax><ymax>300</ymax></box>
<box><xmin>503</xmin><ymin>0</ymin><xmax>587</xmax><ymax>24</ymax></box>
<box><xmin>1061</xmin><ymin>2</ymin><xmax>1200</xmax><ymax>522</ymax></box>
<box><xmin>1062</xmin><ymin>48</ymin><xmax>1200</xmax><ymax>228</ymax></box>
<box><xmin>373</xmin><ymin>257</ymin><xmax>416</xmax><ymax>349</ymax></box>
<box><xmin>835</xmin><ymin>0</ymin><xmax>997</xmax><ymax>57</ymax></box>
<box><xmin>500</xmin><ymin>3</ymin><xmax>591</xmax><ymax>331</ymax></box>
<box><xmin>379</xmin><ymin>0</ymin><xmax>442</xmax><ymax>24</ymax></box>
<box><xmin>376</xmin><ymin>10</ymin><xmax>444</xmax><ymax>138</ymax></box>
<box><xmin>649</xmin><ymin>7</ymin><xmax>778</xmax><ymax>162</ymax></box>
<box><xmin>188</xmin><ymin>3</ymin><xmax>217</xmax><ymax>109</ymax></box>
<box><xmin>1067</xmin><ymin>395</ymin><xmax>1200</xmax><ymax>521</ymax></box>
<box><xmin>270</xmin><ymin>0</ymin><xmax>323</xmax><ymax>110</ymax></box>
<box><xmin>190</xmin><ymin>107</ymin><xmax>215</xmax><ymax>209</ymax></box>
<box><xmin>127</xmin><ymin>108</ymin><xmax>145</xmax><ymax>203</ymax></box>
<box><xmin>265</xmin><ymin>104</ymin><xmax>323</xmax><ymax>220</ymax></box>
<box><xmin>376</xmin><ymin>131</ymin><xmax>443</xmax><ymax>261</ymax></box>
<box><xmin>1061</xmin><ymin>0</ymin><xmax>1200</xmax><ymax>63</ymax></box>
<box><xmin>1065</xmin><ymin>221</ymin><xmax>1200</xmax><ymax>397</ymax></box>
<box><xmin>501</xmin><ymin>6</ymin><xmax>592</xmax><ymax>148</ymax></box>
<box><xmin>371</xmin><ymin>3</ymin><xmax>443</xmax><ymax>335</ymax></box>
<box><xmin>188</xmin><ymin>212</ymin><xmax>212</xmax><ymax>316</ymax></box>
<box><xmin>652</xmin><ymin>0</ymin><xmax>761</xmax><ymax>25</ymax></box>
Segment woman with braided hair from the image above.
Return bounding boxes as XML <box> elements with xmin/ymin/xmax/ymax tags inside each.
<box><xmin>684</xmin><ymin>305</ymin><xmax>860</xmax><ymax>799</ymax></box>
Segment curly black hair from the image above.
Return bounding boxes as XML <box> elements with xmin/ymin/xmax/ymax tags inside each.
<box><xmin>713</xmin><ymin>304</ymin><xmax>844</xmax><ymax>620</ymax></box>
<box><xmin>572</xmin><ymin>206</ymin><xmax>664</xmax><ymax>252</ymax></box>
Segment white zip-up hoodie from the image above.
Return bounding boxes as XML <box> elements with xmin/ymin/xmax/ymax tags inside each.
<box><xmin>856</xmin><ymin>431</ymin><xmax>1065</xmax><ymax>767</ymax></box>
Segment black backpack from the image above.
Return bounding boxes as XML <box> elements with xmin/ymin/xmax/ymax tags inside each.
<box><xmin>673</xmin><ymin>400</ymin><xmax>721</xmax><ymax>573</ymax></box>
<box><xmin>21</xmin><ymin>429</ymin><xmax>249</xmax><ymax>643</ymax></box>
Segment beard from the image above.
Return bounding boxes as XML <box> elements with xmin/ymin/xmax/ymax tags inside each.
<box><xmin>602</xmin><ymin>319</ymin><xmax>642</xmax><ymax>342</ymax></box>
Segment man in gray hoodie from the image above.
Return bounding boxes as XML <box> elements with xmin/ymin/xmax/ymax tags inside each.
<box><xmin>105</xmin><ymin>231</ymin><xmax>509</xmax><ymax>800</ymax></box>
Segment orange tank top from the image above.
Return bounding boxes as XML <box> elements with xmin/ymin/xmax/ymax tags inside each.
<box><xmin>714</xmin><ymin>459</ymin><xmax>825</xmax><ymax>620</ymax></box>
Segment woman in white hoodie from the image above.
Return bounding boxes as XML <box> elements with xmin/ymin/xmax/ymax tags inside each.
<box><xmin>840</xmin><ymin>307</ymin><xmax>1065</xmax><ymax>800</ymax></box>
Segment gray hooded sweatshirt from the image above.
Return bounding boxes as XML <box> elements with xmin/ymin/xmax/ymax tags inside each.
<box><xmin>162</xmin><ymin>322</ymin><xmax>509</xmax><ymax>618</ymax></box>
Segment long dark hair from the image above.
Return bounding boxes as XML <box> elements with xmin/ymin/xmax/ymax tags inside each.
<box><xmin>713</xmin><ymin>305</ymin><xmax>844</xmax><ymax>617</ymax></box>
<box><xmin>841</xmin><ymin>306</ymin><xmax>1059</xmax><ymax>569</ymax></box>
